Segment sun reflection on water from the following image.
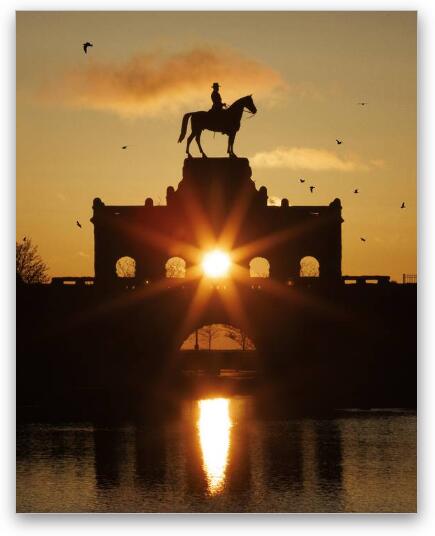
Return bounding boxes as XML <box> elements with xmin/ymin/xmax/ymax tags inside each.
<box><xmin>197</xmin><ymin>398</ymin><xmax>232</xmax><ymax>495</ymax></box>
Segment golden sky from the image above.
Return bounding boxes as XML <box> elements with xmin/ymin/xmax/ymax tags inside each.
<box><xmin>16</xmin><ymin>11</ymin><xmax>416</xmax><ymax>281</ymax></box>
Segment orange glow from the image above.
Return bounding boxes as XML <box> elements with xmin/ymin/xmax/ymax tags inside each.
<box><xmin>197</xmin><ymin>398</ymin><xmax>232</xmax><ymax>495</ymax></box>
<box><xmin>202</xmin><ymin>250</ymin><xmax>231</xmax><ymax>278</ymax></box>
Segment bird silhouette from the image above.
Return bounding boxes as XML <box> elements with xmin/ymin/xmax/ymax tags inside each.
<box><xmin>309</xmin><ymin>186</ymin><xmax>315</xmax><ymax>193</ymax></box>
<box><xmin>336</xmin><ymin>139</ymin><xmax>343</xmax><ymax>145</ymax></box>
<box><xmin>357</xmin><ymin>102</ymin><xmax>368</xmax><ymax>106</ymax></box>
<box><xmin>83</xmin><ymin>42</ymin><xmax>93</xmax><ymax>54</ymax></box>
<box><xmin>354</xmin><ymin>189</ymin><xmax>359</xmax><ymax>194</ymax></box>
<box><xmin>401</xmin><ymin>202</ymin><xmax>406</xmax><ymax>209</ymax></box>
<box><xmin>23</xmin><ymin>236</ymin><xmax>26</xmax><ymax>241</ymax></box>
<box><xmin>299</xmin><ymin>178</ymin><xmax>305</xmax><ymax>183</ymax></box>
<box><xmin>76</xmin><ymin>221</ymin><xmax>82</xmax><ymax>228</ymax></box>
<box><xmin>360</xmin><ymin>237</ymin><xmax>366</xmax><ymax>242</ymax></box>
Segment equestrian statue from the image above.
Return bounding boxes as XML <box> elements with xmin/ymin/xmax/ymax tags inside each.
<box><xmin>178</xmin><ymin>83</ymin><xmax>257</xmax><ymax>158</ymax></box>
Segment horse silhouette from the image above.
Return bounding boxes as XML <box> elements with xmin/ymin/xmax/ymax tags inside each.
<box><xmin>178</xmin><ymin>95</ymin><xmax>257</xmax><ymax>158</ymax></box>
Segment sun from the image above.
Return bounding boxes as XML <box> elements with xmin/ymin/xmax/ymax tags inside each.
<box><xmin>202</xmin><ymin>250</ymin><xmax>231</xmax><ymax>278</ymax></box>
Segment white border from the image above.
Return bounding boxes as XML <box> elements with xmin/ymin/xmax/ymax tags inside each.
<box><xmin>2</xmin><ymin>1</ymin><xmax>433</xmax><ymax>534</ymax></box>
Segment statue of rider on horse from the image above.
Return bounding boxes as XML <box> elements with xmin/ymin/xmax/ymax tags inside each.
<box><xmin>210</xmin><ymin>82</ymin><xmax>226</xmax><ymax>112</ymax></box>
<box><xmin>178</xmin><ymin>83</ymin><xmax>257</xmax><ymax>159</ymax></box>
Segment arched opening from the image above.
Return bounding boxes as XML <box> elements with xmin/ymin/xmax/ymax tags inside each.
<box><xmin>165</xmin><ymin>257</ymin><xmax>186</xmax><ymax>278</ymax></box>
<box><xmin>181</xmin><ymin>324</ymin><xmax>256</xmax><ymax>351</ymax></box>
<box><xmin>300</xmin><ymin>256</ymin><xmax>320</xmax><ymax>277</ymax></box>
<box><xmin>180</xmin><ymin>323</ymin><xmax>257</xmax><ymax>379</ymax></box>
<box><xmin>249</xmin><ymin>257</ymin><xmax>270</xmax><ymax>278</ymax></box>
<box><xmin>116</xmin><ymin>256</ymin><xmax>136</xmax><ymax>278</ymax></box>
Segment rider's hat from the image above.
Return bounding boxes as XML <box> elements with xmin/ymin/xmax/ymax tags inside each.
<box><xmin>212</xmin><ymin>82</ymin><xmax>220</xmax><ymax>89</ymax></box>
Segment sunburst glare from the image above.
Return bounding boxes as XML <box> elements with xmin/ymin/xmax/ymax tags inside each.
<box><xmin>202</xmin><ymin>250</ymin><xmax>231</xmax><ymax>278</ymax></box>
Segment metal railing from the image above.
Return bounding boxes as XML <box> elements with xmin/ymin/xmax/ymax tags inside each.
<box><xmin>51</xmin><ymin>277</ymin><xmax>95</xmax><ymax>286</ymax></box>
<box><xmin>402</xmin><ymin>274</ymin><xmax>417</xmax><ymax>284</ymax></box>
<box><xmin>342</xmin><ymin>275</ymin><xmax>390</xmax><ymax>285</ymax></box>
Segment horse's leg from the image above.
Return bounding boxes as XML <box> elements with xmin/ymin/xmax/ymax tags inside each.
<box><xmin>186</xmin><ymin>131</ymin><xmax>195</xmax><ymax>158</ymax></box>
<box><xmin>228</xmin><ymin>132</ymin><xmax>237</xmax><ymax>158</ymax></box>
<box><xmin>196</xmin><ymin>131</ymin><xmax>207</xmax><ymax>158</ymax></box>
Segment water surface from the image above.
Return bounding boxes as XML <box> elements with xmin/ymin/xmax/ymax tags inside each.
<box><xmin>16</xmin><ymin>397</ymin><xmax>416</xmax><ymax>512</ymax></box>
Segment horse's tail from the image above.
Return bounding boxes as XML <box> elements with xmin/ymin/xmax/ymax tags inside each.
<box><xmin>178</xmin><ymin>113</ymin><xmax>192</xmax><ymax>143</ymax></box>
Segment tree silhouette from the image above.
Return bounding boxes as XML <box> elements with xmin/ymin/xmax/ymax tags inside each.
<box><xmin>300</xmin><ymin>256</ymin><xmax>320</xmax><ymax>277</ymax></box>
<box><xmin>16</xmin><ymin>238</ymin><xmax>49</xmax><ymax>284</ymax></box>
<box><xmin>165</xmin><ymin>257</ymin><xmax>186</xmax><ymax>278</ymax></box>
<box><xmin>116</xmin><ymin>256</ymin><xmax>136</xmax><ymax>278</ymax></box>
<box><xmin>224</xmin><ymin>325</ymin><xmax>256</xmax><ymax>351</ymax></box>
<box><xmin>249</xmin><ymin>257</ymin><xmax>270</xmax><ymax>278</ymax></box>
<box><xmin>199</xmin><ymin>324</ymin><xmax>221</xmax><ymax>351</ymax></box>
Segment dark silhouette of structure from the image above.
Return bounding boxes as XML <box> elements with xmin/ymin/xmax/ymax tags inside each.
<box><xmin>16</xmin><ymin>157</ymin><xmax>416</xmax><ymax>418</ymax></box>
<box><xmin>92</xmin><ymin>158</ymin><xmax>342</xmax><ymax>284</ymax></box>
<box><xmin>178</xmin><ymin>96</ymin><xmax>257</xmax><ymax>158</ymax></box>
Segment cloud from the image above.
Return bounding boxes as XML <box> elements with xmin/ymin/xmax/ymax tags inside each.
<box><xmin>267</xmin><ymin>196</ymin><xmax>282</xmax><ymax>206</ymax></box>
<box><xmin>250</xmin><ymin>146</ymin><xmax>369</xmax><ymax>172</ymax></box>
<box><xmin>40</xmin><ymin>46</ymin><xmax>287</xmax><ymax>117</ymax></box>
<box><xmin>369</xmin><ymin>158</ymin><xmax>386</xmax><ymax>169</ymax></box>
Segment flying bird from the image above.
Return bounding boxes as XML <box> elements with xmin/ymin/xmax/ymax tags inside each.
<box><xmin>309</xmin><ymin>186</ymin><xmax>315</xmax><ymax>193</ymax></box>
<box><xmin>122</xmin><ymin>145</ymin><xmax>135</xmax><ymax>150</ymax></box>
<box><xmin>401</xmin><ymin>202</ymin><xmax>406</xmax><ymax>209</ymax></box>
<box><xmin>336</xmin><ymin>139</ymin><xmax>343</xmax><ymax>145</ymax></box>
<box><xmin>357</xmin><ymin>102</ymin><xmax>368</xmax><ymax>106</ymax></box>
<box><xmin>76</xmin><ymin>221</ymin><xmax>82</xmax><ymax>228</ymax></box>
<box><xmin>360</xmin><ymin>237</ymin><xmax>366</xmax><ymax>242</ymax></box>
<box><xmin>299</xmin><ymin>178</ymin><xmax>305</xmax><ymax>183</ymax></box>
<box><xmin>82</xmin><ymin>42</ymin><xmax>93</xmax><ymax>54</ymax></box>
<box><xmin>354</xmin><ymin>189</ymin><xmax>359</xmax><ymax>194</ymax></box>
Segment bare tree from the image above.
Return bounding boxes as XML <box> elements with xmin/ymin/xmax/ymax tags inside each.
<box><xmin>225</xmin><ymin>325</ymin><xmax>256</xmax><ymax>351</ymax></box>
<box><xmin>16</xmin><ymin>238</ymin><xmax>49</xmax><ymax>284</ymax></box>
<box><xmin>249</xmin><ymin>257</ymin><xmax>270</xmax><ymax>278</ymax></box>
<box><xmin>116</xmin><ymin>256</ymin><xmax>136</xmax><ymax>278</ymax></box>
<box><xmin>300</xmin><ymin>256</ymin><xmax>320</xmax><ymax>277</ymax></box>
<box><xmin>199</xmin><ymin>324</ymin><xmax>221</xmax><ymax>351</ymax></box>
<box><xmin>166</xmin><ymin>257</ymin><xmax>186</xmax><ymax>278</ymax></box>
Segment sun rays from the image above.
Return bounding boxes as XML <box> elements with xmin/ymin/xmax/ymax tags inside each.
<box><xmin>78</xmin><ymin>188</ymin><xmax>346</xmax><ymax>350</ymax></box>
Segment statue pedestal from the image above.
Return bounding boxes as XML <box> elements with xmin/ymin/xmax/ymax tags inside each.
<box><xmin>171</xmin><ymin>159</ymin><xmax>258</xmax><ymax>230</ymax></box>
<box><xmin>182</xmin><ymin>157</ymin><xmax>253</xmax><ymax>183</ymax></box>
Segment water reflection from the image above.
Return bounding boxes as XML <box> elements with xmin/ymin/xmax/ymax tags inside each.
<box><xmin>263</xmin><ymin>422</ymin><xmax>303</xmax><ymax>492</ymax></box>
<box><xmin>315</xmin><ymin>421</ymin><xmax>343</xmax><ymax>486</ymax></box>
<box><xmin>197</xmin><ymin>398</ymin><xmax>232</xmax><ymax>495</ymax></box>
<box><xmin>135</xmin><ymin>425</ymin><xmax>167</xmax><ymax>487</ymax></box>
<box><xmin>16</xmin><ymin>403</ymin><xmax>416</xmax><ymax>512</ymax></box>
<box><xmin>93</xmin><ymin>429</ymin><xmax>125</xmax><ymax>489</ymax></box>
